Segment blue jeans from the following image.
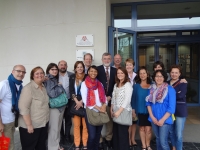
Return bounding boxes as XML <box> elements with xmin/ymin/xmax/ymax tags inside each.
<box><xmin>151</xmin><ymin>123</ymin><xmax>171</xmax><ymax>150</ymax></box>
<box><xmin>171</xmin><ymin>117</ymin><xmax>186</xmax><ymax>150</ymax></box>
<box><xmin>85</xmin><ymin>114</ymin><xmax>103</xmax><ymax>150</ymax></box>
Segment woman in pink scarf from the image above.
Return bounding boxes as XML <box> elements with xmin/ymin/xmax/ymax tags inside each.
<box><xmin>81</xmin><ymin>65</ymin><xmax>107</xmax><ymax>150</ymax></box>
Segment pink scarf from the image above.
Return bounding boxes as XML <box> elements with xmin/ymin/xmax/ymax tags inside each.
<box><xmin>85</xmin><ymin>76</ymin><xmax>106</xmax><ymax>106</ymax></box>
<box><xmin>146</xmin><ymin>83</ymin><xmax>168</xmax><ymax>104</ymax></box>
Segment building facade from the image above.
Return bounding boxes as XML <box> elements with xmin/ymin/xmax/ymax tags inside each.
<box><xmin>0</xmin><ymin>0</ymin><xmax>200</xmax><ymax>105</ymax></box>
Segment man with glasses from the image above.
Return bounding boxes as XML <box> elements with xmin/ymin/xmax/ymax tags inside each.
<box><xmin>0</xmin><ymin>65</ymin><xmax>26</xmax><ymax>150</ymax></box>
<box><xmin>58</xmin><ymin>60</ymin><xmax>73</xmax><ymax>146</ymax></box>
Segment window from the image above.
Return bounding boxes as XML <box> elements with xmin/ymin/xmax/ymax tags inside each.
<box><xmin>137</xmin><ymin>2</ymin><xmax>200</xmax><ymax>27</ymax></box>
<box><xmin>114</xmin><ymin>6</ymin><xmax>132</xmax><ymax>28</ymax></box>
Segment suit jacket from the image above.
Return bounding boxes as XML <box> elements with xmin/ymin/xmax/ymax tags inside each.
<box><xmin>67</xmin><ymin>71</ymin><xmax>73</xmax><ymax>77</ymax></box>
<box><xmin>69</xmin><ymin>74</ymin><xmax>87</xmax><ymax>101</ymax></box>
<box><xmin>97</xmin><ymin>65</ymin><xmax>116</xmax><ymax>106</ymax></box>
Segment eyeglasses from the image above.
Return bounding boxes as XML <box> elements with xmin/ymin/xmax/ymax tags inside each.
<box><xmin>155</xmin><ymin>75</ymin><xmax>164</xmax><ymax>78</ymax></box>
<box><xmin>14</xmin><ymin>70</ymin><xmax>26</xmax><ymax>74</ymax></box>
<box><xmin>50</xmin><ymin>68</ymin><xmax>58</xmax><ymax>71</ymax></box>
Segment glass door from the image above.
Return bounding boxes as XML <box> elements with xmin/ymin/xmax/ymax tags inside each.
<box><xmin>158</xmin><ymin>43</ymin><xmax>176</xmax><ymax>72</ymax></box>
<box><xmin>138</xmin><ymin>44</ymin><xmax>156</xmax><ymax>74</ymax></box>
<box><xmin>178</xmin><ymin>42</ymin><xmax>200</xmax><ymax>104</ymax></box>
<box><xmin>108</xmin><ymin>27</ymin><xmax>136</xmax><ymax>67</ymax></box>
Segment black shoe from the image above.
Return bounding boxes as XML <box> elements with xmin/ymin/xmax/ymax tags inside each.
<box><xmin>105</xmin><ymin>140</ymin><xmax>112</xmax><ymax>148</ymax></box>
<box><xmin>98</xmin><ymin>142</ymin><xmax>104</xmax><ymax>150</ymax></box>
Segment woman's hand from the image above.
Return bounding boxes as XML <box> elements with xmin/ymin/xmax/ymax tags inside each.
<box><xmin>27</xmin><ymin>125</ymin><xmax>34</xmax><ymax>133</ymax></box>
<box><xmin>132</xmin><ymin>110</ymin><xmax>136</xmax><ymax>118</ymax></box>
<box><xmin>114</xmin><ymin>110</ymin><xmax>121</xmax><ymax>118</ymax></box>
<box><xmin>151</xmin><ymin>116</ymin><xmax>158</xmax><ymax>125</ymax></box>
<box><xmin>75</xmin><ymin>101</ymin><xmax>83</xmax><ymax>110</ymax></box>
<box><xmin>100</xmin><ymin>104</ymin><xmax>106</xmax><ymax>113</ymax></box>
<box><xmin>157</xmin><ymin>119</ymin><xmax>165</xmax><ymax>126</ymax></box>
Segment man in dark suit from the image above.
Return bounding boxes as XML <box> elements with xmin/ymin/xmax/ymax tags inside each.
<box><xmin>97</xmin><ymin>53</ymin><xmax>116</xmax><ymax>150</ymax></box>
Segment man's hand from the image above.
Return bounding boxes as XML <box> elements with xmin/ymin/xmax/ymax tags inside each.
<box><xmin>0</xmin><ymin>122</ymin><xmax>4</xmax><ymax>133</ymax></box>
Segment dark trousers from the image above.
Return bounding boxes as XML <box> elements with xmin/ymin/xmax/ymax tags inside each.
<box><xmin>85</xmin><ymin>113</ymin><xmax>103</xmax><ymax>150</ymax></box>
<box><xmin>113</xmin><ymin>122</ymin><xmax>129</xmax><ymax>150</ymax></box>
<box><xmin>19</xmin><ymin>123</ymin><xmax>48</xmax><ymax>150</ymax></box>
<box><xmin>60</xmin><ymin>101</ymin><xmax>72</xmax><ymax>139</ymax></box>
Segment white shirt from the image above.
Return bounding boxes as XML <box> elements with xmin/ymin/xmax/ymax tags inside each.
<box><xmin>81</xmin><ymin>81</ymin><xmax>107</xmax><ymax>112</ymax></box>
<box><xmin>129</xmin><ymin>72</ymin><xmax>137</xmax><ymax>86</ymax></box>
<box><xmin>111</xmin><ymin>82</ymin><xmax>133</xmax><ymax>111</ymax></box>
<box><xmin>59</xmin><ymin>72</ymin><xmax>70</xmax><ymax>99</ymax></box>
<box><xmin>0</xmin><ymin>80</ymin><xmax>20</xmax><ymax>124</ymax></box>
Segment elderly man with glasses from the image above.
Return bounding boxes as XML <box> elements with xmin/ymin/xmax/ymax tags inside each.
<box><xmin>0</xmin><ymin>65</ymin><xmax>26</xmax><ymax>150</ymax></box>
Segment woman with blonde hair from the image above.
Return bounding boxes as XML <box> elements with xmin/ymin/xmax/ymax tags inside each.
<box><xmin>125</xmin><ymin>58</ymin><xmax>137</xmax><ymax>148</ymax></box>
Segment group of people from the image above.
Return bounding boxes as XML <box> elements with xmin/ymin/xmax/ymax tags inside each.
<box><xmin>0</xmin><ymin>52</ymin><xmax>187</xmax><ymax>150</ymax></box>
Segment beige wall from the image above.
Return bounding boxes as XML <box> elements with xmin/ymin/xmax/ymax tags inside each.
<box><xmin>0</xmin><ymin>0</ymin><xmax>111</xmax><ymax>84</ymax></box>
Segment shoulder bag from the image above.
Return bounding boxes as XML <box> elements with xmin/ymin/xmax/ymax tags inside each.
<box><xmin>49</xmin><ymin>86</ymin><xmax>68</xmax><ymax>108</ymax></box>
<box><xmin>86</xmin><ymin>107</ymin><xmax>110</xmax><ymax>126</ymax></box>
<box><xmin>70</xmin><ymin>82</ymin><xmax>85</xmax><ymax>117</ymax></box>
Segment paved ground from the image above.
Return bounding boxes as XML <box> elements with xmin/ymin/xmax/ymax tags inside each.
<box><xmin>14</xmin><ymin>130</ymin><xmax>200</xmax><ymax>150</ymax></box>
<box><xmin>14</xmin><ymin>107</ymin><xmax>200</xmax><ymax>150</ymax></box>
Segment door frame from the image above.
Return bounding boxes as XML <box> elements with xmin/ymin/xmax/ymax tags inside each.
<box><xmin>108</xmin><ymin>26</ymin><xmax>136</xmax><ymax>69</ymax></box>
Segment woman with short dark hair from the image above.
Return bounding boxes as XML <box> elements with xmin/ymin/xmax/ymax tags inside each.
<box><xmin>18</xmin><ymin>66</ymin><xmax>49</xmax><ymax>150</ymax></box>
<box><xmin>146</xmin><ymin>70</ymin><xmax>176</xmax><ymax>150</ymax></box>
<box><xmin>81</xmin><ymin>65</ymin><xmax>107</xmax><ymax>150</ymax></box>
<box><xmin>44</xmin><ymin>63</ymin><xmax>66</xmax><ymax>150</ymax></box>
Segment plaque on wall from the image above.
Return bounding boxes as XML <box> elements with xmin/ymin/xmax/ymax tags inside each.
<box><xmin>76</xmin><ymin>34</ymin><xmax>94</xmax><ymax>46</ymax></box>
<box><xmin>76</xmin><ymin>49</ymin><xmax>94</xmax><ymax>60</ymax></box>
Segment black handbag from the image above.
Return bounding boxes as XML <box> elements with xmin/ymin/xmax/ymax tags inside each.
<box><xmin>70</xmin><ymin>100</ymin><xmax>85</xmax><ymax>117</ymax></box>
<box><xmin>69</xmin><ymin>82</ymin><xmax>85</xmax><ymax>117</ymax></box>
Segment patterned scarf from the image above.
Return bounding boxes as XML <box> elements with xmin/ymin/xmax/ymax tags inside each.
<box><xmin>146</xmin><ymin>82</ymin><xmax>168</xmax><ymax>104</ymax></box>
<box><xmin>85</xmin><ymin>76</ymin><xmax>106</xmax><ymax>106</ymax></box>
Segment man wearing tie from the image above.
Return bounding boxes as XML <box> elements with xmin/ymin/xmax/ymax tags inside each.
<box><xmin>97</xmin><ymin>52</ymin><xmax>116</xmax><ymax>149</ymax></box>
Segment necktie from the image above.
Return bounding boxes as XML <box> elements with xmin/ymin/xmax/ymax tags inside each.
<box><xmin>105</xmin><ymin>67</ymin><xmax>109</xmax><ymax>93</ymax></box>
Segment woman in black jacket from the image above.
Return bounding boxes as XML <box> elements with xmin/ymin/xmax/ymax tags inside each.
<box><xmin>69</xmin><ymin>61</ymin><xmax>88</xmax><ymax>150</ymax></box>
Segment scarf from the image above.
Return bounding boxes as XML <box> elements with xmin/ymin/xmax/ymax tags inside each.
<box><xmin>85</xmin><ymin>76</ymin><xmax>106</xmax><ymax>106</ymax></box>
<box><xmin>8</xmin><ymin>74</ymin><xmax>23</xmax><ymax>112</ymax></box>
<box><xmin>146</xmin><ymin>82</ymin><xmax>168</xmax><ymax>104</ymax></box>
<box><xmin>75</xmin><ymin>73</ymin><xmax>85</xmax><ymax>86</ymax></box>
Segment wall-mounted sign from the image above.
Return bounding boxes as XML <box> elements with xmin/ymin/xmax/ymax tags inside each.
<box><xmin>76</xmin><ymin>49</ymin><xmax>94</xmax><ymax>60</ymax></box>
<box><xmin>76</xmin><ymin>34</ymin><xmax>94</xmax><ymax>46</ymax></box>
